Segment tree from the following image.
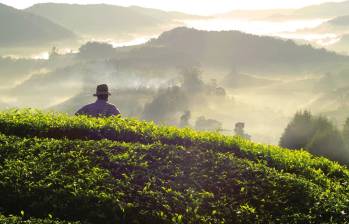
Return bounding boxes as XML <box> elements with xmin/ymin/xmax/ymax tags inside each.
<box><xmin>279</xmin><ymin>111</ymin><xmax>314</xmax><ymax>150</ymax></box>
<box><xmin>280</xmin><ymin>111</ymin><xmax>349</xmax><ymax>164</ymax></box>
<box><xmin>179</xmin><ymin>110</ymin><xmax>191</xmax><ymax>128</ymax></box>
<box><xmin>342</xmin><ymin>118</ymin><xmax>349</xmax><ymax>147</ymax></box>
<box><xmin>78</xmin><ymin>42</ymin><xmax>115</xmax><ymax>60</ymax></box>
<box><xmin>307</xmin><ymin>123</ymin><xmax>348</xmax><ymax>163</ymax></box>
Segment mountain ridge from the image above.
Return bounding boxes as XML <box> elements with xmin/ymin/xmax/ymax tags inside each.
<box><xmin>0</xmin><ymin>3</ymin><xmax>77</xmax><ymax>47</ymax></box>
<box><xmin>25</xmin><ymin>3</ymin><xmax>203</xmax><ymax>37</ymax></box>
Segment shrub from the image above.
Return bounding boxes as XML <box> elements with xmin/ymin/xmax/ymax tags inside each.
<box><xmin>0</xmin><ymin>110</ymin><xmax>349</xmax><ymax>223</ymax></box>
<box><xmin>0</xmin><ymin>134</ymin><xmax>348</xmax><ymax>223</ymax></box>
<box><xmin>280</xmin><ymin>111</ymin><xmax>349</xmax><ymax>164</ymax></box>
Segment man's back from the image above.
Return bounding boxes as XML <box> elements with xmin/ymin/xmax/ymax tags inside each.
<box><xmin>76</xmin><ymin>99</ymin><xmax>120</xmax><ymax>117</ymax></box>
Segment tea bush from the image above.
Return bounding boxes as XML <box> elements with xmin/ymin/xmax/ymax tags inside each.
<box><xmin>0</xmin><ymin>109</ymin><xmax>348</xmax><ymax>223</ymax></box>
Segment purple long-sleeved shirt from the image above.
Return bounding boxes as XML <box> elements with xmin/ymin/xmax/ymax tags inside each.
<box><xmin>75</xmin><ymin>99</ymin><xmax>120</xmax><ymax>117</ymax></box>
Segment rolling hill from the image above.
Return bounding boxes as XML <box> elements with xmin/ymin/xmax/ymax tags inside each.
<box><xmin>302</xmin><ymin>15</ymin><xmax>349</xmax><ymax>35</ymax></box>
<box><xmin>0</xmin><ymin>3</ymin><xmax>76</xmax><ymax>47</ymax></box>
<box><xmin>141</xmin><ymin>27</ymin><xmax>348</xmax><ymax>75</ymax></box>
<box><xmin>0</xmin><ymin>109</ymin><xmax>348</xmax><ymax>223</ymax></box>
<box><xmin>6</xmin><ymin>27</ymin><xmax>349</xmax><ymax>110</ymax></box>
<box><xmin>25</xmin><ymin>3</ymin><xmax>201</xmax><ymax>37</ymax></box>
<box><xmin>328</xmin><ymin>15</ymin><xmax>349</xmax><ymax>26</ymax></box>
<box><xmin>294</xmin><ymin>1</ymin><xmax>349</xmax><ymax>18</ymax></box>
<box><xmin>328</xmin><ymin>34</ymin><xmax>349</xmax><ymax>54</ymax></box>
<box><xmin>223</xmin><ymin>1</ymin><xmax>349</xmax><ymax>20</ymax></box>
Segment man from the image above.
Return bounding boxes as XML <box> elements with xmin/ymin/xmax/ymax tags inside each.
<box><xmin>75</xmin><ymin>84</ymin><xmax>121</xmax><ymax>117</ymax></box>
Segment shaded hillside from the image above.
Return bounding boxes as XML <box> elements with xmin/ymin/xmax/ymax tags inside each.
<box><xmin>328</xmin><ymin>35</ymin><xmax>349</xmax><ymax>54</ymax></box>
<box><xmin>0</xmin><ymin>57</ymin><xmax>46</xmax><ymax>87</ymax></box>
<box><xmin>222</xmin><ymin>1</ymin><xmax>349</xmax><ymax>20</ymax></box>
<box><xmin>0</xmin><ymin>110</ymin><xmax>348</xmax><ymax>223</ymax></box>
<box><xmin>143</xmin><ymin>27</ymin><xmax>347</xmax><ymax>75</ymax></box>
<box><xmin>5</xmin><ymin>28</ymin><xmax>349</xmax><ymax>110</ymax></box>
<box><xmin>329</xmin><ymin>15</ymin><xmax>349</xmax><ymax>26</ymax></box>
<box><xmin>0</xmin><ymin>3</ymin><xmax>76</xmax><ymax>47</ymax></box>
<box><xmin>26</xmin><ymin>3</ymin><xmax>201</xmax><ymax>37</ymax></box>
<box><xmin>303</xmin><ymin>15</ymin><xmax>349</xmax><ymax>35</ymax></box>
<box><xmin>294</xmin><ymin>1</ymin><xmax>349</xmax><ymax>18</ymax></box>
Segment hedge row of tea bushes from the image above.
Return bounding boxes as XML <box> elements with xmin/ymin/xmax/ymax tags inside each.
<box><xmin>1</xmin><ymin>135</ymin><xmax>349</xmax><ymax>223</ymax></box>
<box><xmin>0</xmin><ymin>110</ymin><xmax>348</xmax><ymax>223</ymax></box>
<box><xmin>0</xmin><ymin>109</ymin><xmax>348</xmax><ymax>183</ymax></box>
<box><xmin>0</xmin><ymin>213</ymin><xmax>79</xmax><ymax>223</ymax></box>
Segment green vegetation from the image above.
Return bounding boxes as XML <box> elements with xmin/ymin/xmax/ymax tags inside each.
<box><xmin>0</xmin><ymin>109</ymin><xmax>349</xmax><ymax>223</ymax></box>
<box><xmin>0</xmin><ymin>213</ymin><xmax>78</xmax><ymax>224</ymax></box>
<box><xmin>280</xmin><ymin>110</ymin><xmax>349</xmax><ymax>164</ymax></box>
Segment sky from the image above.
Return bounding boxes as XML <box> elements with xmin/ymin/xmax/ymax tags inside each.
<box><xmin>0</xmin><ymin>0</ymin><xmax>345</xmax><ymax>15</ymax></box>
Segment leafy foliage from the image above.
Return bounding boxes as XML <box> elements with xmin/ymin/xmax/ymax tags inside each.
<box><xmin>0</xmin><ymin>213</ymin><xmax>79</xmax><ymax>223</ymax></box>
<box><xmin>0</xmin><ymin>109</ymin><xmax>349</xmax><ymax>223</ymax></box>
<box><xmin>280</xmin><ymin>111</ymin><xmax>349</xmax><ymax>164</ymax></box>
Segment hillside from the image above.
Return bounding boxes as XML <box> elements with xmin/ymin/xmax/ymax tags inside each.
<box><xmin>0</xmin><ymin>3</ymin><xmax>76</xmax><ymax>47</ymax></box>
<box><xmin>294</xmin><ymin>1</ymin><xmax>349</xmax><ymax>18</ymax></box>
<box><xmin>328</xmin><ymin>35</ymin><xmax>349</xmax><ymax>54</ymax></box>
<box><xmin>142</xmin><ymin>27</ymin><xmax>348</xmax><ymax>74</ymax></box>
<box><xmin>0</xmin><ymin>109</ymin><xmax>348</xmax><ymax>223</ymax></box>
<box><xmin>25</xmin><ymin>3</ymin><xmax>200</xmax><ymax>37</ymax></box>
<box><xmin>223</xmin><ymin>1</ymin><xmax>349</xmax><ymax>20</ymax></box>
<box><xmin>328</xmin><ymin>15</ymin><xmax>349</xmax><ymax>26</ymax></box>
<box><xmin>302</xmin><ymin>15</ymin><xmax>349</xmax><ymax>36</ymax></box>
<box><xmin>5</xmin><ymin>27</ymin><xmax>349</xmax><ymax>111</ymax></box>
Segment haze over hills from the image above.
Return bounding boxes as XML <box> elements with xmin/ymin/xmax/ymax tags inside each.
<box><xmin>0</xmin><ymin>3</ymin><xmax>76</xmax><ymax>47</ymax></box>
<box><xmin>328</xmin><ymin>15</ymin><xmax>349</xmax><ymax>26</ymax></box>
<box><xmin>143</xmin><ymin>27</ymin><xmax>347</xmax><ymax>75</ymax></box>
<box><xmin>1</xmin><ymin>1</ymin><xmax>349</xmax><ymax>144</ymax></box>
<box><xmin>224</xmin><ymin>0</ymin><xmax>349</xmax><ymax>19</ymax></box>
<box><xmin>10</xmin><ymin>27</ymin><xmax>347</xmax><ymax>98</ymax></box>
<box><xmin>294</xmin><ymin>1</ymin><xmax>349</xmax><ymax>18</ymax></box>
<box><xmin>8</xmin><ymin>27</ymin><xmax>348</xmax><ymax>99</ymax></box>
<box><xmin>25</xmin><ymin>3</ymin><xmax>202</xmax><ymax>38</ymax></box>
<box><xmin>302</xmin><ymin>14</ymin><xmax>349</xmax><ymax>35</ymax></box>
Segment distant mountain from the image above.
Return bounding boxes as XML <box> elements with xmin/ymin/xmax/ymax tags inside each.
<box><xmin>328</xmin><ymin>15</ymin><xmax>349</xmax><ymax>26</ymax></box>
<box><xmin>222</xmin><ymin>1</ymin><xmax>349</xmax><ymax>20</ymax></box>
<box><xmin>0</xmin><ymin>3</ymin><xmax>76</xmax><ymax>47</ymax></box>
<box><xmin>302</xmin><ymin>16</ymin><xmax>349</xmax><ymax>34</ymax></box>
<box><xmin>316</xmin><ymin>15</ymin><xmax>349</xmax><ymax>34</ymax></box>
<box><xmin>26</xmin><ymin>3</ymin><xmax>201</xmax><ymax>37</ymax></box>
<box><xmin>294</xmin><ymin>1</ymin><xmax>349</xmax><ymax>18</ymax></box>
<box><xmin>9</xmin><ymin>27</ymin><xmax>348</xmax><ymax>107</ymax></box>
<box><xmin>328</xmin><ymin>35</ymin><xmax>349</xmax><ymax>54</ymax></box>
<box><xmin>140</xmin><ymin>27</ymin><xmax>348</xmax><ymax>75</ymax></box>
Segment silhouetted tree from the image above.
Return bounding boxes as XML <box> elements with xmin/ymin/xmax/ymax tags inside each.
<box><xmin>280</xmin><ymin>111</ymin><xmax>349</xmax><ymax>164</ymax></box>
<box><xmin>342</xmin><ymin>118</ymin><xmax>349</xmax><ymax>148</ymax></box>
<box><xmin>307</xmin><ymin>120</ymin><xmax>347</xmax><ymax>163</ymax></box>
<box><xmin>179</xmin><ymin>110</ymin><xmax>191</xmax><ymax>128</ymax></box>
<box><xmin>195</xmin><ymin>116</ymin><xmax>222</xmax><ymax>131</ymax></box>
<box><xmin>78</xmin><ymin>42</ymin><xmax>115</xmax><ymax>60</ymax></box>
<box><xmin>280</xmin><ymin>111</ymin><xmax>314</xmax><ymax>150</ymax></box>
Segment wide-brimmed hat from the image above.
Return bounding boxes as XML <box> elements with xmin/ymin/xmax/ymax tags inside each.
<box><xmin>93</xmin><ymin>84</ymin><xmax>111</xmax><ymax>96</ymax></box>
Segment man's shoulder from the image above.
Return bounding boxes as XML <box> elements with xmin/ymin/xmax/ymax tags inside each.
<box><xmin>106</xmin><ymin>102</ymin><xmax>117</xmax><ymax>108</ymax></box>
<box><xmin>106</xmin><ymin>102</ymin><xmax>120</xmax><ymax>114</ymax></box>
<box><xmin>78</xmin><ymin>102</ymin><xmax>99</xmax><ymax>112</ymax></box>
<box><xmin>83</xmin><ymin>102</ymin><xmax>97</xmax><ymax>109</ymax></box>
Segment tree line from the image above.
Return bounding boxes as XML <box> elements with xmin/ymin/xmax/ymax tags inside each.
<box><xmin>280</xmin><ymin>110</ymin><xmax>349</xmax><ymax>165</ymax></box>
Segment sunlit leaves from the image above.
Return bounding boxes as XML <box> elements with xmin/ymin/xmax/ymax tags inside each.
<box><xmin>0</xmin><ymin>109</ymin><xmax>348</xmax><ymax>223</ymax></box>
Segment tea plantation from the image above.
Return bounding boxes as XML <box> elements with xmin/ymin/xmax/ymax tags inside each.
<box><xmin>0</xmin><ymin>109</ymin><xmax>348</xmax><ymax>224</ymax></box>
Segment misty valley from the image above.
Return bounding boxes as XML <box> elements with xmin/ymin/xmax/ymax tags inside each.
<box><xmin>2</xmin><ymin>2</ymin><xmax>349</xmax><ymax>145</ymax></box>
<box><xmin>2</xmin><ymin>1</ymin><xmax>349</xmax><ymax>223</ymax></box>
